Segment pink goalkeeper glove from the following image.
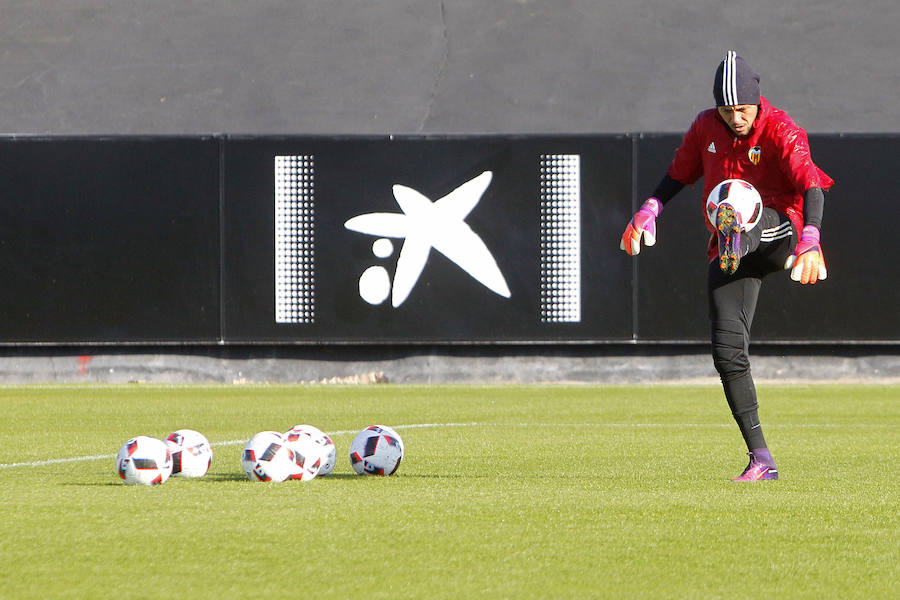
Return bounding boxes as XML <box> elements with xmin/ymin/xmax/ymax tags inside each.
<box><xmin>620</xmin><ymin>198</ymin><xmax>662</xmax><ymax>256</ymax></box>
<box><xmin>785</xmin><ymin>225</ymin><xmax>827</xmax><ymax>284</ymax></box>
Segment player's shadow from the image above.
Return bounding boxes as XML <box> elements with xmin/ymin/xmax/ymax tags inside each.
<box><xmin>394</xmin><ymin>473</ymin><xmax>472</xmax><ymax>479</ymax></box>
<box><xmin>201</xmin><ymin>472</ymin><xmax>253</xmax><ymax>482</ymax></box>
<box><xmin>62</xmin><ymin>481</ymin><xmax>124</xmax><ymax>487</ymax></box>
<box><xmin>79</xmin><ymin>472</ymin><xmax>421</xmax><ymax>485</ymax></box>
<box><xmin>200</xmin><ymin>472</ymin><xmax>362</xmax><ymax>482</ymax></box>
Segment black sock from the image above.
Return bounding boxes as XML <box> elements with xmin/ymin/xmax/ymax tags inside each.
<box><xmin>721</xmin><ymin>372</ymin><xmax>767</xmax><ymax>451</ymax></box>
<box><xmin>734</xmin><ymin>409</ymin><xmax>767</xmax><ymax>451</ymax></box>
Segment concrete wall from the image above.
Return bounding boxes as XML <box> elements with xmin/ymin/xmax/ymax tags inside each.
<box><xmin>1</xmin><ymin>346</ymin><xmax>897</xmax><ymax>384</ymax></box>
<box><xmin>3</xmin><ymin>1</ymin><xmax>898</xmax><ymax>136</ymax></box>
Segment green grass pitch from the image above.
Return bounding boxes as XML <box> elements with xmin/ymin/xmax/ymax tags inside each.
<box><xmin>1</xmin><ymin>384</ymin><xmax>897</xmax><ymax>599</ymax></box>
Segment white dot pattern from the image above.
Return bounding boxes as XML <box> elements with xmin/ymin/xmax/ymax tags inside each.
<box><xmin>274</xmin><ymin>155</ymin><xmax>315</xmax><ymax>324</ymax></box>
<box><xmin>540</xmin><ymin>154</ymin><xmax>581</xmax><ymax>323</ymax></box>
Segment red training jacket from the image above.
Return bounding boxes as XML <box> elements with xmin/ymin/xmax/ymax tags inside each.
<box><xmin>666</xmin><ymin>96</ymin><xmax>834</xmax><ymax>261</ymax></box>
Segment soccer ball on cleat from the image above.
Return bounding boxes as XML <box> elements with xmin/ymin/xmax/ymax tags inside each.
<box><xmin>706</xmin><ymin>179</ymin><xmax>763</xmax><ymax>231</ymax></box>
<box><xmin>116</xmin><ymin>436</ymin><xmax>173</xmax><ymax>486</ymax></box>
<box><xmin>165</xmin><ymin>429</ymin><xmax>213</xmax><ymax>478</ymax></box>
<box><xmin>349</xmin><ymin>425</ymin><xmax>404</xmax><ymax>476</ymax></box>
<box><xmin>241</xmin><ymin>431</ymin><xmax>298</xmax><ymax>483</ymax></box>
<box><xmin>284</xmin><ymin>424</ymin><xmax>336</xmax><ymax>476</ymax></box>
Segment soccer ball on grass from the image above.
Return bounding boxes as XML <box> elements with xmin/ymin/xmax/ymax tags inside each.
<box><xmin>283</xmin><ymin>433</ymin><xmax>322</xmax><ymax>481</ymax></box>
<box><xmin>165</xmin><ymin>429</ymin><xmax>213</xmax><ymax>478</ymax></box>
<box><xmin>241</xmin><ymin>431</ymin><xmax>300</xmax><ymax>482</ymax></box>
<box><xmin>285</xmin><ymin>424</ymin><xmax>336</xmax><ymax>476</ymax></box>
<box><xmin>349</xmin><ymin>425</ymin><xmax>404</xmax><ymax>476</ymax></box>
<box><xmin>116</xmin><ymin>436</ymin><xmax>173</xmax><ymax>486</ymax></box>
<box><xmin>242</xmin><ymin>431</ymin><xmax>319</xmax><ymax>482</ymax></box>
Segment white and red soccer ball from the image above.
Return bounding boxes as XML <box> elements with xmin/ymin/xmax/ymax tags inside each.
<box><xmin>116</xmin><ymin>436</ymin><xmax>173</xmax><ymax>486</ymax></box>
<box><xmin>285</xmin><ymin>424</ymin><xmax>336</xmax><ymax>476</ymax></box>
<box><xmin>165</xmin><ymin>429</ymin><xmax>213</xmax><ymax>478</ymax></box>
<box><xmin>283</xmin><ymin>431</ymin><xmax>323</xmax><ymax>482</ymax></box>
<box><xmin>706</xmin><ymin>179</ymin><xmax>763</xmax><ymax>231</ymax></box>
<box><xmin>241</xmin><ymin>431</ymin><xmax>319</xmax><ymax>482</ymax></box>
<box><xmin>349</xmin><ymin>425</ymin><xmax>404</xmax><ymax>476</ymax></box>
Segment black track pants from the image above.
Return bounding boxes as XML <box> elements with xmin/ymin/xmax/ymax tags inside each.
<box><xmin>708</xmin><ymin>208</ymin><xmax>795</xmax><ymax>451</ymax></box>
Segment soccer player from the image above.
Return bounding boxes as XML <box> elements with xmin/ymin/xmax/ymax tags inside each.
<box><xmin>619</xmin><ymin>51</ymin><xmax>833</xmax><ymax>481</ymax></box>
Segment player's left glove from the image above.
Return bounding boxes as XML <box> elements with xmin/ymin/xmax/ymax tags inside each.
<box><xmin>784</xmin><ymin>225</ymin><xmax>827</xmax><ymax>284</ymax></box>
<box><xmin>620</xmin><ymin>198</ymin><xmax>662</xmax><ymax>256</ymax></box>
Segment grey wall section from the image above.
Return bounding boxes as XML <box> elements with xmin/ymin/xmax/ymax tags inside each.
<box><xmin>2</xmin><ymin>1</ymin><xmax>899</xmax><ymax>136</ymax></box>
<box><xmin>2</xmin><ymin>345</ymin><xmax>898</xmax><ymax>385</ymax></box>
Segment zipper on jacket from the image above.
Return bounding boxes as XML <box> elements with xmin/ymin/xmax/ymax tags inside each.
<box><xmin>728</xmin><ymin>136</ymin><xmax>740</xmax><ymax>178</ymax></box>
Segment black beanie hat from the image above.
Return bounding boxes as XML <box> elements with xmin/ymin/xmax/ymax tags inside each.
<box><xmin>713</xmin><ymin>51</ymin><xmax>760</xmax><ymax>106</ymax></box>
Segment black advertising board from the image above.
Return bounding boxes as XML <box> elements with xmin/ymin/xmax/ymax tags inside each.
<box><xmin>632</xmin><ymin>134</ymin><xmax>900</xmax><ymax>344</ymax></box>
<box><xmin>0</xmin><ymin>137</ymin><xmax>221</xmax><ymax>343</ymax></box>
<box><xmin>0</xmin><ymin>134</ymin><xmax>896</xmax><ymax>345</ymax></box>
<box><xmin>749</xmin><ymin>134</ymin><xmax>900</xmax><ymax>341</ymax></box>
<box><xmin>633</xmin><ymin>134</ymin><xmax>711</xmax><ymax>342</ymax></box>
<box><xmin>222</xmin><ymin>136</ymin><xmax>634</xmax><ymax>342</ymax></box>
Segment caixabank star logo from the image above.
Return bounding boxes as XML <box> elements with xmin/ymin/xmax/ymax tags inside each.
<box><xmin>344</xmin><ymin>171</ymin><xmax>510</xmax><ymax>308</ymax></box>
<box><xmin>274</xmin><ymin>153</ymin><xmax>581</xmax><ymax>326</ymax></box>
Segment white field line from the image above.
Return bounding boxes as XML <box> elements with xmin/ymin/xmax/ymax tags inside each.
<box><xmin>0</xmin><ymin>422</ymin><xmax>474</xmax><ymax>470</ymax></box>
<box><xmin>0</xmin><ymin>421</ymin><xmax>892</xmax><ymax>470</ymax></box>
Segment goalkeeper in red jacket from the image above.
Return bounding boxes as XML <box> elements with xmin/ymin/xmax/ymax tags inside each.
<box><xmin>620</xmin><ymin>51</ymin><xmax>833</xmax><ymax>481</ymax></box>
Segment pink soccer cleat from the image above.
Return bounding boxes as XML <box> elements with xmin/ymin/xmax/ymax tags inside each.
<box><xmin>731</xmin><ymin>451</ymin><xmax>778</xmax><ymax>481</ymax></box>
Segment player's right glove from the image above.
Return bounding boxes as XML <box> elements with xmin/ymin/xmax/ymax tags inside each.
<box><xmin>619</xmin><ymin>197</ymin><xmax>662</xmax><ymax>256</ymax></box>
<box><xmin>784</xmin><ymin>225</ymin><xmax>827</xmax><ymax>284</ymax></box>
